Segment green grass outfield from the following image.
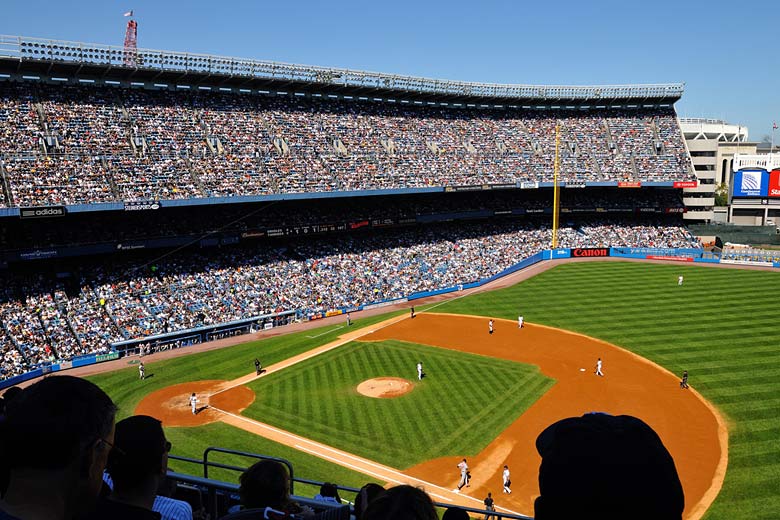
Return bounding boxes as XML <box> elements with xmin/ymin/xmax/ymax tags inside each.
<box><xmin>435</xmin><ymin>261</ymin><xmax>780</xmax><ymax>520</ymax></box>
<box><xmin>90</xmin><ymin>261</ymin><xmax>780</xmax><ymax>519</ymax></box>
<box><xmin>243</xmin><ymin>339</ymin><xmax>553</xmax><ymax>469</ymax></box>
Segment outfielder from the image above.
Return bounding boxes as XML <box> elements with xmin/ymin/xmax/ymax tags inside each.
<box><xmin>678</xmin><ymin>275</ymin><xmax>684</xmax><ymax>286</ymax></box>
<box><xmin>417</xmin><ymin>361</ymin><xmax>424</xmax><ymax>381</ymax></box>
<box><xmin>517</xmin><ymin>315</ymin><xmax>524</xmax><ymax>328</ymax></box>
<box><xmin>502</xmin><ymin>465</ymin><xmax>511</xmax><ymax>494</ymax></box>
<box><xmin>138</xmin><ymin>362</ymin><xmax>145</xmax><ymax>380</ymax></box>
<box><xmin>189</xmin><ymin>392</ymin><xmax>198</xmax><ymax>415</ymax></box>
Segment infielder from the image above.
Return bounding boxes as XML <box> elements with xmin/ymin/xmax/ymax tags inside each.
<box><xmin>678</xmin><ymin>275</ymin><xmax>684</xmax><ymax>286</ymax></box>
<box><xmin>595</xmin><ymin>357</ymin><xmax>604</xmax><ymax>377</ymax></box>
<box><xmin>456</xmin><ymin>458</ymin><xmax>470</xmax><ymax>491</ymax></box>
<box><xmin>138</xmin><ymin>362</ymin><xmax>145</xmax><ymax>380</ymax></box>
<box><xmin>489</xmin><ymin>319</ymin><xmax>494</xmax><ymax>335</ymax></box>
<box><xmin>517</xmin><ymin>315</ymin><xmax>524</xmax><ymax>328</ymax></box>
<box><xmin>417</xmin><ymin>361</ymin><xmax>424</xmax><ymax>381</ymax></box>
<box><xmin>189</xmin><ymin>392</ymin><xmax>198</xmax><ymax>415</ymax></box>
<box><xmin>502</xmin><ymin>465</ymin><xmax>511</xmax><ymax>494</ymax></box>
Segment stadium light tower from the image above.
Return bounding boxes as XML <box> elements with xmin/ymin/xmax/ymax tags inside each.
<box><xmin>123</xmin><ymin>12</ymin><xmax>138</xmax><ymax>67</ymax></box>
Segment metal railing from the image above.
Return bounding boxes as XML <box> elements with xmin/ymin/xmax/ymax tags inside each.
<box><xmin>168</xmin><ymin>448</ymin><xmax>533</xmax><ymax>519</ymax></box>
<box><xmin>0</xmin><ymin>34</ymin><xmax>684</xmax><ymax>102</ymax></box>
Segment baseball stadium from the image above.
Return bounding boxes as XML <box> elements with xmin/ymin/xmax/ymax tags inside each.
<box><xmin>0</xmin><ymin>28</ymin><xmax>778</xmax><ymax>520</ymax></box>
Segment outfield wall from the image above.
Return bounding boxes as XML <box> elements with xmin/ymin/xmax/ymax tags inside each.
<box><xmin>0</xmin><ymin>246</ymin><xmax>769</xmax><ymax>388</ymax></box>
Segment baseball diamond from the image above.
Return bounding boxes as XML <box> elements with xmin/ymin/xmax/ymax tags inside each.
<box><xmin>0</xmin><ymin>25</ymin><xmax>777</xmax><ymax>520</ymax></box>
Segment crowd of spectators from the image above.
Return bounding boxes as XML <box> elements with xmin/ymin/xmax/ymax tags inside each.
<box><xmin>0</xmin><ymin>188</ymin><xmax>686</xmax><ymax>252</ymax></box>
<box><xmin>0</xmin><ymin>81</ymin><xmax>693</xmax><ymax>206</ymax></box>
<box><xmin>0</xmin><ymin>219</ymin><xmax>700</xmax><ymax>378</ymax></box>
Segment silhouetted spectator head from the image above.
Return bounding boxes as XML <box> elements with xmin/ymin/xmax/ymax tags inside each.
<box><xmin>0</xmin><ymin>376</ymin><xmax>116</xmax><ymax>520</ymax></box>
<box><xmin>362</xmin><ymin>485</ymin><xmax>437</xmax><ymax>520</ymax></box>
<box><xmin>534</xmin><ymin>413</ymin><xmax>684</xmax><ymax>520</ymax></box>
<box><xmin>354</xmin><ymin>483</ymin><xmax>386</xmax><ymax>519</ymax></box>
<box><xmin>1</xmin><ymin>386</ymin><xmax>22</xmax><ymax>404</ymax></box>
<box><xmin>106</xmin><ymin>415</ymin><xmax>171</xmax><ymax>490</ymax></box>
<box><xmin>442</xmin><ymin>506</ymin><xmax>470</xmax><ymax>520</ymax></box>
<box><xmin>314</xmin><ymin>481</ymin><xmax>341</xmax><ymax>504</ymax></box>
<box><xmin>239</xmin><ymin>459</ymin><xmax>291</xmax><ymax>511</ymax></box>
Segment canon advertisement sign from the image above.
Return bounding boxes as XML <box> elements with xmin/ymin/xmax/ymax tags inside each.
<box><xmin>571</xmin><ymin>248</ymin><xmax>610</xmax><ymax>257</ymax></box>
<box><xmin>20</xmin><ymin>206</ymin><xmax>66</xmax><ymax>219</ymax></box>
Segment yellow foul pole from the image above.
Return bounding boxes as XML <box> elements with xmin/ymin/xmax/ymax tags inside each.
<box><xmin>552</xmin><ymin>124</ymin><xmax>560</xmax><ymax>248</ymax></box>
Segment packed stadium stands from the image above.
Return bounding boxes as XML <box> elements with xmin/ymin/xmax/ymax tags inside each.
<box><xmin>0</xmin><ymin>218</ymin><xmax>700</xmax><ymax>378</ymax></box>
<box><xmin>0</xmin><ymin>80</ymin><xmax>693</xmax><ymax>207</ymax></box>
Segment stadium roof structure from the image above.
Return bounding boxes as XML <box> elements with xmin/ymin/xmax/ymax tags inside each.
<box><xmin>0</xmin><ymin>35</ymin><xmax>684</xmax><ymax>106</ymax></box>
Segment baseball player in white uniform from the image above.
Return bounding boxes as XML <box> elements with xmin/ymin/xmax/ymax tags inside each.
<box><xmin>595</xmin><ymin>358</ymin><xmax>604</xmax><ymax>377</ymax></box>
<box><xmin>456</xmin><ymin>458</ymin><xmax>470</xmax><ymax>491</ymax></box>
<box><xmin>517</xmin><ymin>315</ymin><xmax>524</xmax><ymax>328</ymax></box>
<box><xmin>189</xmin><ymin>392</ymin><xmax>198</xmax><ymax>415</ymax></box>
<box><xmin>678</xmin><ymin>275</ymin><xmax>684</xmax><ymax>286</ymax></box>
<box><xmin>138</xmin><ymin>362</ymin><xmax>145</xmax><ymax>380</ymax></box>
<box><xmin>417</xmin><ymin>361</ymin><xmax>424</xmax><ymax>381</ymax></box>
<box><xmin>502</xmin><ymin>465</ymin><xmax>511</xmax><ymax>494</ymax></box>
<box><xmin>489</xmin><ymin>319</ymin><xmax>494</xmax><ymax>335</ymax></box>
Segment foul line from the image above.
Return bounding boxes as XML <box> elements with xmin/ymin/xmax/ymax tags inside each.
<box><xmin>306</xmin><ymin>325</ymin><xmax>345</xmax><ymax>339</ymax></box>
<box><xmin>213</xmin><ymin>407</ymin><xmax>524</xmax><ymax>516</ymax></box>
<box><xmin>208</xmin><ymin>313</ymin><xmax>408</xmax><ymax>399</ymax></box>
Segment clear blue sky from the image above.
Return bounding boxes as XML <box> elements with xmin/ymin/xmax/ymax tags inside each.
<box><xmin>1</xmin><ymin>0</ymin><xmax>778</xmax><ymax>141</ymax></box>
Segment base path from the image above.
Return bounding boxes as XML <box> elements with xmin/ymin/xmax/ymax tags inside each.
<box><xmin>137</xmin><ymin>312</ymin><xmax>725</xmax><ymax>519</ymax></box>
<box><xmin>364</xmin><ymin>314</ymin><xmax>726</xmax><ymax>519</ymax></box>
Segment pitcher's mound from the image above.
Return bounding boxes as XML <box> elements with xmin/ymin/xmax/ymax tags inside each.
<box><xmin>357</xmin><ymin>377</ymin><xmax>413</xmax><ymax>398</ymax></box>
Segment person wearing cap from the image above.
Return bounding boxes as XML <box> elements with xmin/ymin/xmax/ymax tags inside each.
<box><xmin>0</xmin><ymin>376</ymin><xmax>117</xmax><ymax>520</ymax></box>
<box><xmin>85</xmin><ymin>415</ymin><xmax>173</xmax><ymax>520</ymax></box>
<box><xmin>533</xmin><ymin>412</ymin><xmax>684</xmax><ymax>520</ymax></box>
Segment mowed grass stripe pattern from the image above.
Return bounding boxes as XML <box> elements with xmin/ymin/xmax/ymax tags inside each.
<box><xmin>244</xmin><ymin>340</ymin><xmax>553</xmax><ymax>470</ymax></box>
<box><xmin>435</xmin><ymin>262</ymin><xmax>780</xmax><ymax>520</ymax></box>
<box><xmin>88</xmin><ymin>311</ymin><xmax>402</xmax><ymax>420</ymax></box>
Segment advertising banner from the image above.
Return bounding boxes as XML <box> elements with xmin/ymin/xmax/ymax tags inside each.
<box><xmin>673</xmin><ymin>181</ymin><xmax>698</xmax><ymax>188</ymax></box>
<box><xmin>520</xmin><ymin>181</ymin><xmax>539</xmax><ymax>189</ymax></box>
<box><xmin>123</xmin><ymin>200</ymin><xmax>161</xmax><ymax>211</ymax></box>
<box><xmin>18</xmin><ymin>249</ymin><xmax>59</xmax><ymax>260</ymax></box>
<box><xmin>768</xmin><ymin>170</ymin><xmax>780</xmax><ymax>198</ymax></box>
<box><xmin>571</xmin><ymin>248</ymin><xmax>610</xmax><ymax>257</ymax></box>
<box><xmin>732</xmin><ymin>170</ymin><xmax>768</xmax><ymax>197</ymax></box>
<box><xmin>20</xmin><ymin>206</ymin><xmax>66</xmax><ymax>218</ymax></box>
<box><xmin>646</xmin><ymin>255</ymin><xmax>693</xmax><ymax>262</ymax></box>
<box><xmin>565</xmin><ymin>182</ymin><xmax>587</xmax><ymax>188</ymax></box>
<box><xmin>721</xmin><ymin>258</ymin><xmax>774</xmax><ymax>267</ymax></box>
<box><xmin>618</xmin><ymin>181</ymin><xmax>642</xmax><ymax>188</ymax></box>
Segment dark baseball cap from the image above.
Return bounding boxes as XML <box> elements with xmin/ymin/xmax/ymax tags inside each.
<box><xmin>534</xmin><ymin>413</ymin><xmax>684</xmax><ymax>520</ymax></box>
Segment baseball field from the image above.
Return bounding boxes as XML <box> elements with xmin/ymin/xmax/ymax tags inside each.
<box><xmin>87</xmin><ymin>261</ymin><xmax>780</xmax><ymax>519</ymax></box>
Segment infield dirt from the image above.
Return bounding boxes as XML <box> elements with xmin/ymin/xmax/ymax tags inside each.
<box><xmin>136</xmin><ymin>312</ymin><xmax>725</xmax><ymax>519</ymax></box>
